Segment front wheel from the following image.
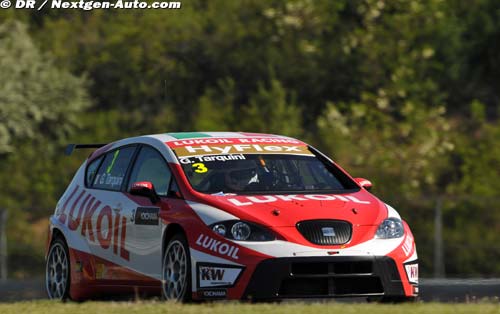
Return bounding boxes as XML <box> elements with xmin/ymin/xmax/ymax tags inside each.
<box><xmin>162</xmin><ymin>233</ymin><xmax>191</xmax><ymax>302</ymax></box>
<box><xmin>46</xmin><ymin>237</ymin><xmax>71</xmax><ymax>300</ymax></box>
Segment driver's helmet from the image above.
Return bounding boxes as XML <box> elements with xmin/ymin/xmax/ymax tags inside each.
<box><xmin>224</xmin><ymin>161</ymin><xmax>259</xmax><ymax>191</ymax></box>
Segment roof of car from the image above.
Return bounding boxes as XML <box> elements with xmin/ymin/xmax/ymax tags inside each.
<box><xmin>84</xmin><ymin>132</ymin><xmax>306</xmax><ymax>162</ymax></box>
<box><xmin>160</xmin><ymin>131</ymin><xmax>299</xmax><ymax>142</ymax></box>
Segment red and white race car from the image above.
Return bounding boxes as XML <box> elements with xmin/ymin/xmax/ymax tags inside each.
<box><xmin>45</xmin><ymin>132</ymin><xmax>418</xmax><ymax>302</ymax></box>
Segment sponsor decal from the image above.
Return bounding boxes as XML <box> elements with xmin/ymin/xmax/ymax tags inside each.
<box><xmin>179</xmin><ymin>154</ymin><xmax>246</xmax><ymax>165</ymax></box>
<box><xmin>198</xmin><ymin>289</ymin><xmax>227</xmax><ymax>299</ymax></box>
<box><xmin>404</xmin><ymin>261</ymin><xmax>419</xmax><ymax>284</ymax></box>
<box><xmin>196</xmin><ymin>263</ymin><xmax>244</xmax><ymax>288</ymax></box>
<box><xmin>195</xmin><ymin>234</ymin><xmax>240</xmax><ymax>260</ymax></box>
<box><xmin>57</xmin><ymin>185</ymin><xmax>130</xmax><ymax>261</ymax></box>
<box><xmin>75</xmin><ymin>261</ymin><xmax>83</xmax><ymax>273</ymax></box>
<box><xmin>174</xmin><ymin>144</ymin><xmax>313</xmax><ymax>157</ymax></box>
<box><xmin>134</xmin><ymin>207</ymin><xmax>160</xmax><ymax>226</ymax></box>
<box><xmin>322</xmin><ymin>227</ymin><xmax>336</xmax><ymax>237</ymax></box>
<box><xmin>95</xmin><ymin>263</ymin><xmax>106</xmax><ymax>279</ymax></box>
<box><xmin>402</xmin><ymin>233</ymin><xmax>414</xmax><ymax>257</ymax></box>
<box><xmin>169</xmin><ymin>137</ymin><xmax>303</xmax><ymax>147</ymax></box>
<box><xmin>95</xmin><ymin>173</ymin><xmax>124</xmax><ymax>188</ymax></box>
<box><xmin>226</xmin><ymin>194</ymin><xmax>370</xmax><ymax>206</ymax></box>
<box><xmin>132</xmin><ymin>181</ymin><xmax>153</xmax><ymax>189</ymax></box>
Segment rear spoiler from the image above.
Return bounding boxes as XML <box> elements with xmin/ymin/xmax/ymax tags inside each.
<box><xmin>65</xmin><ymin>144</ymin><xmax>107</xmax><ymax>156</ymax></box>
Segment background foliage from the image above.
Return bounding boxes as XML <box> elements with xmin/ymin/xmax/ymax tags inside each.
<box><xmin>0</xmin><ymin>0</ymin><xmax>499</xmax><ymax>277</ymax></box>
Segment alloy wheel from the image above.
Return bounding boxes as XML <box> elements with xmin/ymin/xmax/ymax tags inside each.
<box><xmin>162</xmin><ymin>239</ymin><xmax>188</xmax><ymax>301</ymax></box>
<box><xmin>46</xmin><ymin>241</ymin><xmax>69</xmax><ymax>300</ymax></box>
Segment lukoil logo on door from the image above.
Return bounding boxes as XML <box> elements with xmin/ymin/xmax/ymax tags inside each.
<box><xmin>56</xmin><ymin>185</ymin><xmax>130</xmax><ymax>261</ymax></box>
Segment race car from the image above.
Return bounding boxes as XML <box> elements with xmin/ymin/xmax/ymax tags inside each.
<box><xmin>45</xmin><ymin>132</ymin><xmax>418</xmax><ymax>302</ymax></box>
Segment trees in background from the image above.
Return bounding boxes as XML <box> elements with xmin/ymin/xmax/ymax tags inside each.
<box><xmin>0</xmin><ymin>20</ymin><xmax>89</xmax><ymax>154</ymax></box>
<box><xmin>0</xmin><ymin>20</ymin><xmax>90</xmax><ymax>276</ymax></box>
<box><xmin>0</xmin><ymin>0</ymin><xmax>499</xmax><ymax>277</ymax></box>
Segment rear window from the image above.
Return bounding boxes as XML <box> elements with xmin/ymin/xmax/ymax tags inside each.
<box><xmin>86</xmin><ymin>156</ymin><xmax>103</xmax><ymax>186</ymax></box>
<box><xmin>92</xmin><ymin>146</ymin><xmax>136</xmax><ymax>191</ymax></box>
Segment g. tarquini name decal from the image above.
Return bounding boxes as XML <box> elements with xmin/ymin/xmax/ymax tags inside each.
<box><xmin>134</xmin><ymin>207</ymin><xmax>160</xmax><ymax>225</ymax></box>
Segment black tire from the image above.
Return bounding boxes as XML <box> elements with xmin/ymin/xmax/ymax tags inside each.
<box><xmin>162</xmin><ymin>233</ymin><xmax>192</xmax><ymax>302</ymax></box>
<box><xmin>46</xmin><ymin>237</ymin><xmax>71</xmax><ymax>301</ymax></box>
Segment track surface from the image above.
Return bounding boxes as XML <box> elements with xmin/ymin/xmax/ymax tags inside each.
<box><xmin>0</xmin><ymin>278</ymin><xmax>499</xmax><ymax>302</ymax></box>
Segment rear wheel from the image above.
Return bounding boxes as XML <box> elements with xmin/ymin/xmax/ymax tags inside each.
<box><xmin>162</xmin><ymin>233</ymin><xmax>191</xmax><ymax>302</ymax></box>
<box><xmin>46</xmin><ymin>237</ymin><xmax>71</xmax><ymax>300</ymax></box>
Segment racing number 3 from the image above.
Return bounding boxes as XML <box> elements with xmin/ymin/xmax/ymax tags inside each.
<box><xmin>192</xmin><ymin>163</ymin><xmax>208</xmax><ymax>173</ymax></box>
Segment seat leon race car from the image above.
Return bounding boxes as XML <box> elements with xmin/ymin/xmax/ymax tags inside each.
<box><xmin>45</xmin><ymin>132</ymin><xmax>418</xmax><ymax>302</ymax></box>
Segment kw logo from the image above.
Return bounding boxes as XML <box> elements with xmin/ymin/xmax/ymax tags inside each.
<box><xmin>200</xmin><ymin>267</ymin><xmax>225</xmax><ymax>281</ymax></box>
<box><xmin>197</xmin><ymin>263</ymin><xmax>243</xmax><ymax>288</ymax></box>
<box><xmin>57</xmin><ymin>185</ymin><xmax>130</xmax><ymax>261</ymax></box>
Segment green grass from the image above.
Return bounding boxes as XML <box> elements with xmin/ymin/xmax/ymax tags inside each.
<box><xmin>0</xmin><ymin>301</ymin><xmax>499</xmax><ymax>314</ymax></box>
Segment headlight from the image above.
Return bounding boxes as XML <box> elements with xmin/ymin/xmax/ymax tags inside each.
<box><xmin>231</xmin><ymin>222</ymin><xmax>251</xmax><ymax>240</ymax></box>
<box><xmin>210</xmin><ymin>220</ymin><xmax>276</xmax><ymax>241</ymax></box>
<box><xmin>375</xmin><ymin>217</ymin><xmax>404</xmax><ymax>239</ymax></box>
<box><xmin>212</xmin><ymin>223</ymin><xmax>227</xmax><ymax>237</ymax></box>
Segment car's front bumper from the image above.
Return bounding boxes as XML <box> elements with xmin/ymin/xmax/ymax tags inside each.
<box><xmin>242</xmin><ymin>256</ymin><xmax>411</xmax><ymax>300</ymax></box>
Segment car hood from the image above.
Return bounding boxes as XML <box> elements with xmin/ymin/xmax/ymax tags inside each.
<box><xmin>193</xmin><ymin>190</ymin><xmax>388</xmax><ymax>227</ymax></box>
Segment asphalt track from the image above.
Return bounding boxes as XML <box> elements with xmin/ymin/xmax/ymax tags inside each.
<box><xmin>0</xmin><ymin>278</ymin><xmax>499</xmax><ymax>302</ymax></box>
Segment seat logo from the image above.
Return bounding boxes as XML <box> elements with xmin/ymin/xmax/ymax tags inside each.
<box><xmin>322</xmin><ymin>227</ymin><xmax>336</xmax><ymax>237</ymax></box>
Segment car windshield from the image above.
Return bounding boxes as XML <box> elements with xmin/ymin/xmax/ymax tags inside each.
<box><xmin>175</xmin><ymin>150</ymin><xmax>358</xmax><ymax>194</ymax></box>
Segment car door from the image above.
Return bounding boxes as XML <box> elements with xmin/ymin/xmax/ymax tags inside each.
<box><xmin>86</xmin><ymin>145</ymin><xmax>138</xmax><ymax>282</ymax></box>
<box><xmin>123</xmin><ymin>145</ymin><xmax>173</xmax><ymax>281</ymax></box>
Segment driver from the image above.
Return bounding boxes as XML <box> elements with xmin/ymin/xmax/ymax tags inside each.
<box><xmin>224</xmin><ymin>164</ymin><xmax>259</xmax><ymax>191</ymax></box>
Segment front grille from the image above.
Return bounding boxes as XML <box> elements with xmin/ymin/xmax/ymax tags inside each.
<box><xmin>278</xmin><ymin>277</ymin><xmax>383</xmax><ymax>296</ymax></box>
<box><xmin>291</xmin><ymin>260</ymin><xmax>373</xmax><ymax>276</ymax></box>
<box><xmin>297</xmin><ymin>220</ymin><xmax>352</xmax><ymax>245</ymax></box>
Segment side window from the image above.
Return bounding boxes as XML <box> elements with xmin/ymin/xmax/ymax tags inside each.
<box><xmin>93</xmin><ymin>146</ymin><xmax>136</xmax><ymax>191</ymax></box>
<box><xmin>86</xmin><ymin>156</ymin><xmax>103</xmax><ymax>186</ymax></box>
<box><xmin>128</xmin><ymin>146</ymin><xmax>172</xmax><ymax>196</ymax></box>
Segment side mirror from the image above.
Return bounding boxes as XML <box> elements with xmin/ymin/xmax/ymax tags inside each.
<box><xmin>129</xmin><ymin>181</ymin><xmax>160</xmax><ymax>204</ymax></box>
<box><xmin>354</xmin><ymin>178</ymin><xmax>373</xmax><ymax>191</ymax></box>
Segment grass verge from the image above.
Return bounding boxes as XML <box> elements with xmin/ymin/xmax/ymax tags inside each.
<box><xmin>0</xmin><ymin>300</ymin><xmax>499</xmax><ymax>314</ymax></box>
